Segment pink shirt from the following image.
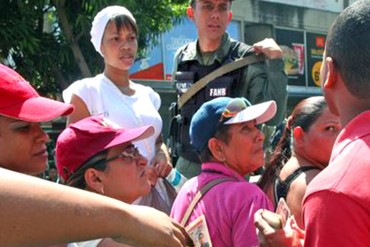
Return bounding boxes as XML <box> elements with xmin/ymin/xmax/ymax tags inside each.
<box><xmin>303</xmin><ymin>111</ymin><xmax>370</xmax><ymax>247</ymax></box>
<box><xmin>171</xmin><ymin>162</ymin><xmax>273</xmax><ymax>247</ymax></box>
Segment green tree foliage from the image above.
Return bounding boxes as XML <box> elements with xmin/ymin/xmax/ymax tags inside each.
<box><xmin>0</xmin><ymin>0</ymin><xmax>188</xmax><ymax>97</ymax></box>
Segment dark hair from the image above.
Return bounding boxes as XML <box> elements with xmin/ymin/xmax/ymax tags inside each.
<box><xmin>326</xmin><ymin>0</ymin><xmax>370</xmax><ymax>99</ymax></box>
<box><xmin>108</xmin><ymin>14</ymin><xmax>138</xmax><ymax>36</ymax></box>
<box><xmin>198</xmin><ymin>124</ymin><xmax>231</xmax><ymax>163</ymax></box>
<box><xmin>190</xmin><ymin>0</ymin><xmax>233</xmax><ymax>8</ymax></box>
<box><xmin>258</xmin><ymin>96</ymin><xmax>327</xmax><ymax>191</ymax></box>
<box><xmin>66</xmin><ymin>150</ymin><xmax>108</xmax><ymax>189</ymax></box>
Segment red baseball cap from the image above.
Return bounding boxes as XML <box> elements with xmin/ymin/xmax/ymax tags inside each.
<box><xmin>56</xmin><ymin>116</ymin><xmax>154</xmax><ymax>181</ymax></box>
<box><xmin>0</xmin><ymin>64</ymin><xmax>74</xmax><ymax>122</ymax></box>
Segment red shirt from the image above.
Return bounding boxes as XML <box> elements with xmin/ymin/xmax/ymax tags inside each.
<box><xmin>303</xmin><ymin>111</ymin><xmax>370</xmax><ymax>246</ymax></box>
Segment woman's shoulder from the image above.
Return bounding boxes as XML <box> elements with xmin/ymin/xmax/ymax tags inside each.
<box><xmin>63</xmin><ymin>74</ymin><xmax>104</xmax><ymax>103</ymax></box>
<box><xmin>132</xmin><ymin>81</ymin><xmax>156</xmax><ymax>93</ymax></box>
<box><xmin>74</xmin><ymin>74</ymin><xmax>104</xmax><ymax>87</ymax></box>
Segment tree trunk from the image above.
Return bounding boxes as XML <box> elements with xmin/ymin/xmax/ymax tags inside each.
<box><xmin>52</xmin><ymin>0</ymin><xmax>91</xmax><ymax>78</ymax></box>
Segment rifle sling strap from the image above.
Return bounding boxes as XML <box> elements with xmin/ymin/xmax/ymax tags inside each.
<box><xmin>177</xmin><ymin>54</ymin><xmax>266</xmax><ymax>109</ymax></box>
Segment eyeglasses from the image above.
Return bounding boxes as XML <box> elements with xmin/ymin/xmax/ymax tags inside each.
<box><xmin>66</xmin><ymin>144</ymin><xmax>141</xmax><ymax>184</ymax></box>
<box><xmin>104</xmin><ymin>144</ymin><xmax>141</xmax><ymax>164</ymax></box>
<box><xmin>218</xmin><ymin>98</ymin><xmax>249</xmax><ymax>123</ymax></box>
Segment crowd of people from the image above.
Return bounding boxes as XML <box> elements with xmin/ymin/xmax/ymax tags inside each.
<box><xmin>1</xmin><ymin>0</ymin><xmax>369</xmax><ymax>246</ymax></box>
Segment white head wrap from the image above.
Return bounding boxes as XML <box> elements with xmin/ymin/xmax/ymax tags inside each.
<box><xmin>90</xmin><ymin>5</ymin><xmax>136</xmax><ymax>56</ymax></box>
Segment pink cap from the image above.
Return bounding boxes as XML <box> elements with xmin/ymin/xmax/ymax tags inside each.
<box><xmin>56</xmin><ymin>116</ymin><xmax>154</xmax><ymax>181</ymax></box>
<box><xmin>0</xmin><ymin>64</ymin><xmax>74</xmax><ymax>122</ymax></box>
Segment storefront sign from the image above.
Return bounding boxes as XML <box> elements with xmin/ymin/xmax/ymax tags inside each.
<box><xmin>130</xmin><ymin>17</ymin><xmax>241</xmax><ymax>81</ymax></box>
<box><xmin>306</xmin><ymin>32</ymin><xmax>326</xmax><ymax>87</ymax></box>
<box><xmin>260</xmin><ymin>0</ymin><xmax>344</xmax><ymax>13</ymax></box>
<box><xmin>276</xmin><ymin>28</ymin><xmax>306</xmax><ymax>86</ymax></box>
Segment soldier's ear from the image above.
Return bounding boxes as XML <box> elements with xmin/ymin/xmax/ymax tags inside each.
<box><xmin>187</xmin><ymin>7</ymin><xmax>194</xmax><ymax>20</ymax></box>
<box><xmin>228</xmin><ymin>11</ymin><xmax>233</xmax><ymax>22</ymax></box>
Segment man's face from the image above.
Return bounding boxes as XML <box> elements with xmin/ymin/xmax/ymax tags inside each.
<box><xmin>198</xmin><ymin>233</ymin><xmax>205</xmax><ymax>243</ymax></box>
<box><xmin>188</xmin><ymin>0</ymin><xmax>232</xmax><ymax>42</ymax></box>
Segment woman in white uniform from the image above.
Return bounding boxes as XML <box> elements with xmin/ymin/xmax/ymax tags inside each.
<box><xmin>63</xmin><ymin>6</ymin><xmax>181</xmax><ymax>213</ymax></box>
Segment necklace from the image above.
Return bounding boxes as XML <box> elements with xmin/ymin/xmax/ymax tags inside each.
<box><xmin>117</xmin><ymin>84</ymin><xmax>130</xmax><ymax>93</ymax></box>
<box><xmin>116</xmin><ymin>82</ymin><xmax>135</xmax><ymax>96</ymax></box>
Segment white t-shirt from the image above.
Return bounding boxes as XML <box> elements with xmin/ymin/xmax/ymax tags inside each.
<box><xmin>63</xmin><ymin>74</ymin><xmax>162</xmax><ymax>164</ymax></box>
<box><xmin>63</xmin><ymin>74</ymin><xmax>172</xmax><ymax>205</ymax></box>
<box><xmin>67</xmin><ymin>239</ymin><xmax>102</xmax><ymax>247</ymax></box>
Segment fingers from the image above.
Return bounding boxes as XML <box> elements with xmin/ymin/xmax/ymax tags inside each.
<box><xmin>287</xmin><ymin>216</ymin><xmax>305</xmax><ymax>239</ymax></box>
<box><xmin>253</xmin><ymin>38</ymin><xmax>283</xmax><ymax>59</ymax></box>
<box><xmin>254</xmin><ymin>209</ymin><xmax>279</xmax><ymax>235</ymax></box>
<box><xmin>171</xmin><ymin>220</ymin><xmax>194</xmax><ymax>247</ymax></box>
<box><xmin>153</xmin><ymin>161</ymin><xmax>172</xmax><ymax>178</ymax></box>
<box><xmin>145</xmin><ymin>166</ymin><xmax>158</xmax><ymax>186</ymax></box>
<box><xmin>255</xmin><ymin>210</ymin><xmax>301</xmax><ymax>247</ymax></box>
<box><xmin>161</xmin><ymin>164</ymin><xmax>173</xmax><ymax>178</ymax></box>
<box><xmin>261</xmin><ymin>210</ymin><xmax>283</xmax><ymax>229</ymax></box>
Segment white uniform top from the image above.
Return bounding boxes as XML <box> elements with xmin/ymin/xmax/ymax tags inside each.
<box><xmin>63</xmin><ymin>73</ymin><xmax>162</xmax><ymax>164</ymax></box>
<box><xmin>67</xmin><ymin>239</ymin><xmax>102</xmax><ymax>247</ymax></box>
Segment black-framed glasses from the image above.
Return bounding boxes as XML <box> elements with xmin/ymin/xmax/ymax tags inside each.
<box><xmin>66</xmin><ymin>144</ymin><xmax>141</xmax><ymax>184</ymax></box>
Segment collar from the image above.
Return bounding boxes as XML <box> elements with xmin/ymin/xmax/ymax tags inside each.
<box><xmin>181</xmin><ymin>33</ymin><xmax>232</xmax><ymax>64</ymax></box>
<box><xmin>201</xmin><ymin>161</ymin><xmax>245</xmax><ymax>181</ymax></box>
<box><xmin>331</xmin><ymin>110</ymin><xmax>370</xmax><ymax>160</ymax></box>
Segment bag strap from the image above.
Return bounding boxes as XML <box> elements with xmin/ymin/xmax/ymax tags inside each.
<box><xmin>177</xmin><ymin>54</ymin><xmax>266</xmax><ymax>109</ymax></box>
<box><xmin>180</xmin><ymin>177</ymin><xmax>235</xmax><ymax>226</ymax></box>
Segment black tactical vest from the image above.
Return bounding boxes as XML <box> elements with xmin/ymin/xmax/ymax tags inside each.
<box><xmin>173</xmin><ymin>41</ymin><xmax>254</xmax><ymax>163</ymax></box>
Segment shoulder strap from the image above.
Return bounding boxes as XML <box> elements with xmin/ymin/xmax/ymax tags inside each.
<box><xmin>284</xmin><ymin>166</ymin><xmax>321</xmax><ymax>186</ymax></box>
<box><xmin>177</xmin><ymin>54</ymin><xmax>266</xmax><ymax>109</ymax></box>
<box><xmin>180</xmin><ymin>177</ymin><xmax>235</xmax><ymax>226</ymax></box>
<box><xmin>274</xmin><ymin>166</ymin><xmax>321</xmax><ymax>205</ymax></box>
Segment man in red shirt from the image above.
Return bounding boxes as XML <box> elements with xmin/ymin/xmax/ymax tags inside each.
<box><xmin>254</xmin><ymin>1</ymin><xmax>370</xmax><ymax>246</ymax></box>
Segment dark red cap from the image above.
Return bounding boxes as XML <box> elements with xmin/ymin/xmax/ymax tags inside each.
<box><xmin>56</xmin><ymin>116</ymin><xmax>154</xmax><ymax>181</ymax></box>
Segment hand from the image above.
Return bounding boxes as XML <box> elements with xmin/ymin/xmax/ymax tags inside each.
<box><xmin>151</xmin><ymin>151</ymin><xmax>173</xmax><ymax>178</ymax></box>
<box><xmin>253</xmin><ymin>38</ymin><xmax>283</xmax><ymax>59</ymax></box>
<box><xmin>254</xmin><ymin>209</ymin><xmax>304</xmax><ymax>247</ymax></box>
<box><xmin>146</xmin><ymin>150</ymin><xmax>172</xmax><ymax>186</ymax></box>
<box><xmin>115</xmin><ymin>205</ymin><xmax>194</xmax><ymax>247</ymax></box>
<box><xmin>146</xmin><ymin>166</ymin><xmax>158</xmax><ymax>186</ymax></box>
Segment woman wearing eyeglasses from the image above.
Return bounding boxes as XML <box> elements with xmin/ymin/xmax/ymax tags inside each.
<box><xmin>56</xmin><ymin>116</ymin><xmax>155</xmax><ymax>247</ymax></box>
<box><xmin>0</xmin><ymin>64</ymin><xmax>191</xmax><ymax>247</ymax></box>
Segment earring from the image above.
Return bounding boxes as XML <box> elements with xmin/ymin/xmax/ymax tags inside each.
<box><xmin>99</xmin><ymin>186</ymin><xmax>105</xmax><ymax>195</ymax></box>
